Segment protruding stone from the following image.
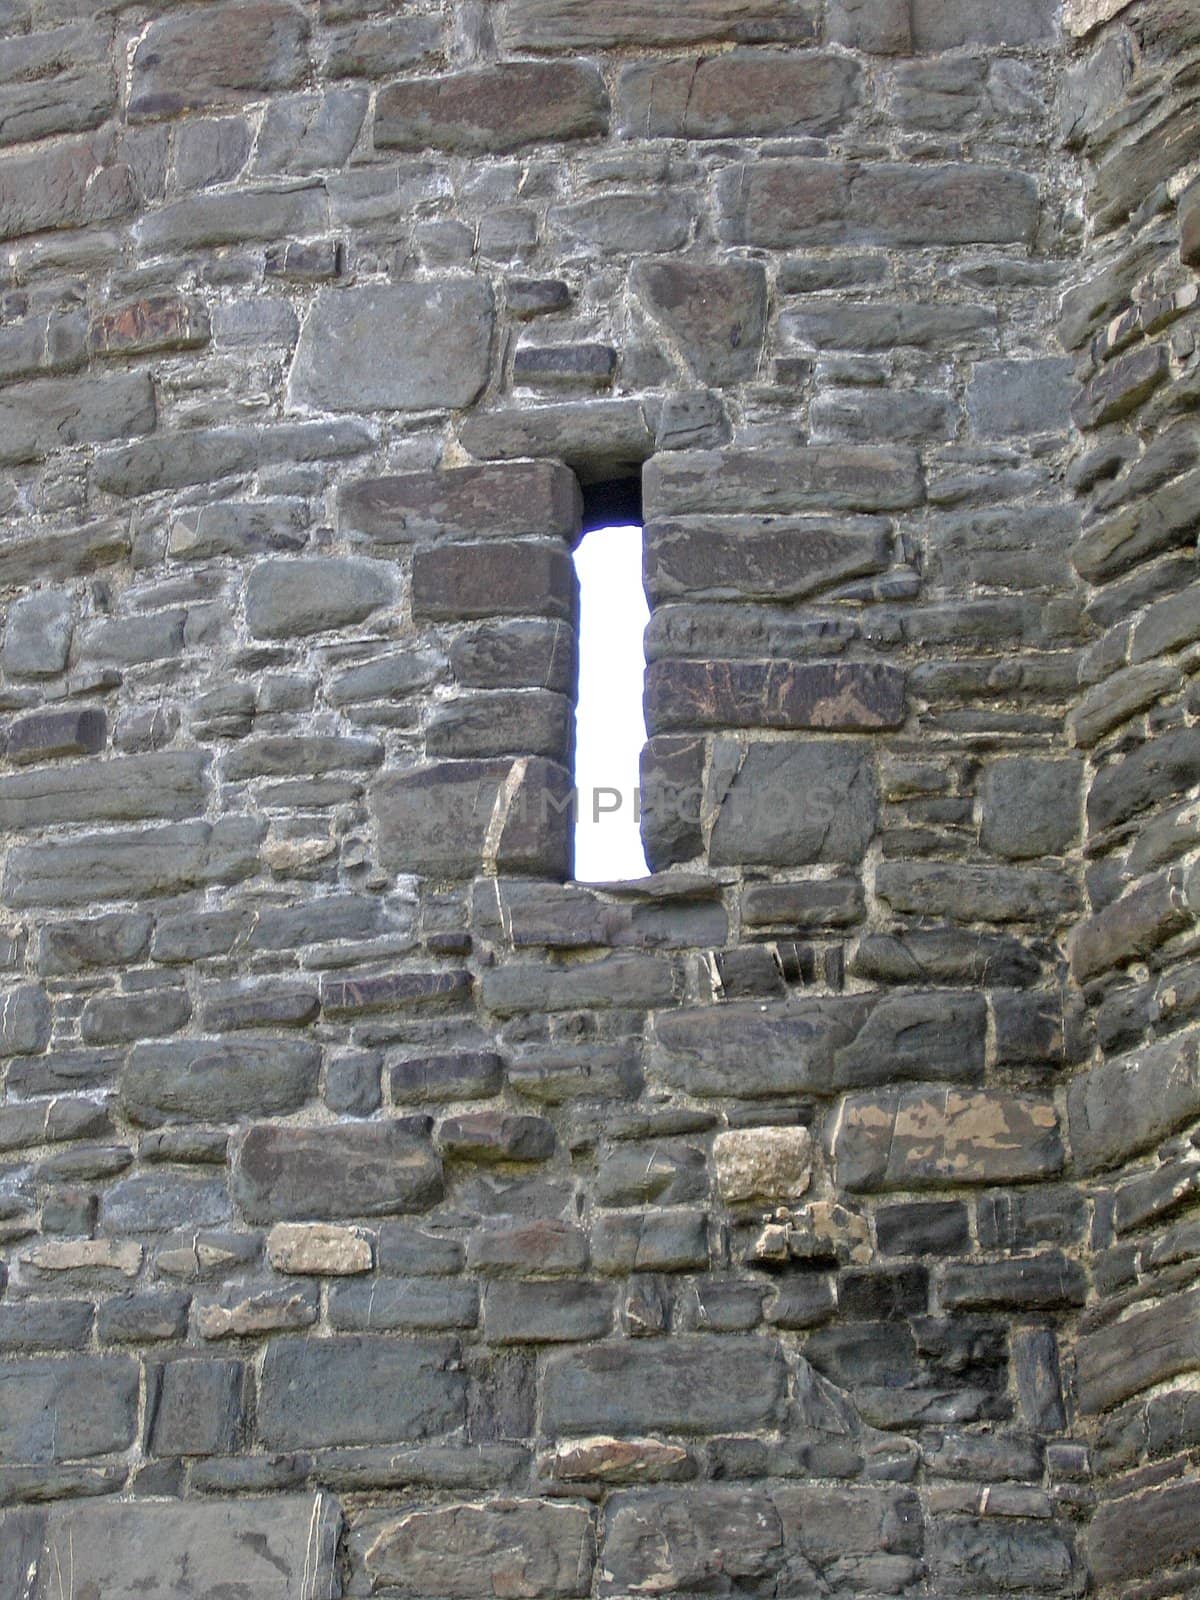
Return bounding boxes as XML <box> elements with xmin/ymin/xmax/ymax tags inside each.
<box><xmin>234</xmin><ymin>1121</ymin><xmax>443</xmax><ymax>1221</ymax></box>
<box><xmin>376</xmin><ymin>64</ymin><xmax>608</xmax><ymax>153</ymax></box>
<box><xmin>267</xmin><ymin>1223</ymin><xmax>374</xmax><ymax>1275</ymax></box>
<box><xmin>365</xmin><ymin>1500</ymin><xmax>595</xmax><ymax>1597</ymax></box>
<box><xmin>713</xmin><ymin>1126</ymin><xmax>813</xmax><ymax>1204</ymax></box>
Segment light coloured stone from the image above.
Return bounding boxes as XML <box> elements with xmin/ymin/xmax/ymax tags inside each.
<box><xmin>713</xmin><ymin>1125</ymin><xmax>813</xmax><ymax>1203</ymax></box>
<box><xmin>1065</xmin><ymin>0</ymin><xmax>1135</xmax><ymax>36</ymax></box>
<box><xmin>542</xmin><ymin>1436</ymin><xmax>693</xmax><ymax>1484</ymax></box>
<box><xmin>267</xmin><ymin>1222</ymin><xmax>374</xmax><ymax>1275</ymax></box>
<box><xmin>19</xmin><ymin>1238</ymin><xmax>143</xmax><ymax>1276</ymax></box>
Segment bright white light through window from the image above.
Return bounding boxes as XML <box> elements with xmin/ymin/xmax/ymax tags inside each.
<box><xmin>573</xmin><ymin>524</ymin><xmax>650</xmax><ymax>883</ymax></box>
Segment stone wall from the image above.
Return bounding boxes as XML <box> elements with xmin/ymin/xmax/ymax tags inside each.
<box><xmin>1059</xmin><ymin>2</ymin><xmax>1200</xmax><ymax>1595</ymax></box>
<box><xmin>0</xmin><ymin>0</ymin><xmax>1194</xmax><ymax>1594</ymax></box>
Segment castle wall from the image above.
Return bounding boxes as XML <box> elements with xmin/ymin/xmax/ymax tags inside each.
<box><xmin>0</xmin><ymin>0</ymin><xmax>1193</xmax><ymax>1593</ymax></box>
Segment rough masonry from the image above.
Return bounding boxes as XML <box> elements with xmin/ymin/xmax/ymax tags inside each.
<box><xmin>0</xmin><ymin>0</ymin><xmax>1196</xmax><ymax>1594</ymax></box>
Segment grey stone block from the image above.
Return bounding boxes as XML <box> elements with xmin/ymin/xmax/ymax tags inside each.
<box><xmin>258</xmin><ymin>1335</ymin><xmax>465</xmax><ymax>1448</ymax></box>
<box><xmin>289</xmin><ymin>282</ymin><xmax>494</xmax><ymax>412</ymax></box>
<box><xmin>234</xmin><ymin>1121</ymin><xmax>443</xmax><ymax>1221</ymax></box>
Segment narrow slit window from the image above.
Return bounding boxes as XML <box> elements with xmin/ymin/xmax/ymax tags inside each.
<box><xmin>572</xmin><ymin>520</ymin><xmax>650</xmax><ymax>883</ymax></box>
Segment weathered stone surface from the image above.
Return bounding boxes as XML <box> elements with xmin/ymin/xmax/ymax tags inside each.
<box><xmin>5</xmin><ymin>1496</ymin><xmax>341</xmax><ymax>1599</ymax></box>
<box><xmin>2</xmin><ymin>589</ymin><xmax>74</xmax><ymax>678</ymax></box>
<box><xmin>913</xmin><ymin>0</ymin><xmax>1060</xmax><ymax>48</ymax></box>
<box><xmin>1087</xmin><ymin>1477</ymin><xmax>1200</xmax><ymax>1585</ymax></box>
<box><xmin>645</xmin><ymin>447</ymin><xmax>924</xmax><ymax>515</ymax></box>
<box><xmin>645</xmin><ymin>517</ymin><xmax>890</xmax><ymax>602</ymax></box>
<box><xmin>721</xmin><ymin>161</ymin><xmax>1039</xmax><ymax>247</ymax></box>
<box><xmin>709</xmin><ymin>740</ymin><xmax>877</xmax><ymax>866</ymax></box>
<box><xmin>714</xmin><ymin>1126</ymin><xmax>812</xmax><ymax>1203</ymax></box>
<box><xmin>0</xmin><ymin>25</ymin><xmax>112</xmax><ymax>147</ymax></box>
<box><xmin>376</xmin><ymin>64</ymin><xmax>608</xmax><ymax>152</ymax></box>
<box><xmin>619</xmin><ymin>53</ymin><xmax>860</xmax><ymax>140</ymax></box>
<box><xmin>129</xmin><ymin>2</ymin><xmax>310</xmax><ymax>119</ymax></box>
<box><xmin>0</xmin><ymin>372</ymin><xmax>155</xmax><ymax>466</ymax></box>
<box><xmin>1077</xmin><ymin>1285</ymin><xmax>1200</xmax><ymax>1414</ymax></box>
<box><xmin>3</xmin><ymin>818</ymin><xmax>265</xmax><ymax>907</ymax></box>
<box><xmin>876</xmin><ymin>861</ymin><xmax>1080</xmax><ymax>924</ymax></box>
<box><xmin>0</xmin><ymin>135</ymin><xmax>137</xmax><ymax>243</ymax></box>
<box><xmin>835</xmin><ymin>1088</ymin><xmax>1064</xmax><ymax>1191</ymax></box>
<box><xmin>543</xmin><ymin>1338</ymin><xmax>787</xmax><ymax>1435</ymax></box>
<box><xmin>1068</xmin><ymin>1027</ymin><xmax>1200</xmax><ymax>1174</ymax></box>
<box><xmin>0</xmin><ymin>1357</ymin><xmax>138</xmax><ymax>1462</ymax></box>
<box><xmin>234</xmin><ymin>1121</ymin><xmax>443</xmax><ymax>1220</ymax></box>
<box><xmin>267</xmin><ymin>1222</ymin><xmax>374</xmax><ymax>1275</ymax></box>
<box><xmin>968</xmin><ymin>359</ymin><xmax>1075</xmax><ymax>438</ymax></box>
<box><xmin>928</xmin><ymin>1518</ymin><xmax>1078</xmax><ymax>1596</ymax></box>
<box><xmin>122</xmin><ymin>1037</ymin><xmax>320</xmax><ymax>1125</ymax></box>
<box><xmin>258</xmin><ymin>1335</ymin><xmax>465</xmax><ymax>1447</ymax></box>
<box><xmin>980</xmin><ymin>757</ymin><xmax>1083</xmax><ymax>860</ymax></box>
<box><xmin>371</xmin><ymin>758</ymin><xmax>572</xmax><ymax>878</ymax></box>
<box><xmin>245</xmin><ymin>555</ymin><xmax>394</xmax><ymax>638</ymax></box>
<box><xmin>340</xmin><ymin>462</ymin><xmax>581</xmax><ymax>543</ymax></box>
<box><xmin>646</xmin><ymin>659</ymin><xmax>906</xmax><ymax>732</ymax></box>
<box><xmin>366</xmin><ymin>1500</ymin><xmax>594</xmax><ymax>1596</ymax></box>
<box><xmin>503</xmin><ymin>0</ymin><xmax>818</xmax><ymax>48</ymax></box>
<box><xmin>290</xmin><ymin>283</ymin><xmax>494</xmax><ymax>412</ymax></box>
<box><xmin>631</xmin><ymin>260</ymin><xmax>767</xmax><ymax>384</ymax></box>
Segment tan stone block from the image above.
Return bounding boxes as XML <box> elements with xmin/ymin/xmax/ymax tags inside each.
<box><xmin>714</xmin><ymin>1126</ymin><xmax>813</xmax><ymax>1203</ymax></box>
<box><xmin>267</xmin><ymin>1222</ymin><xmax>374</xmax><ymax>1275</ymax></box>
<box><xmin>20</xmin><ymin>1238</ymin><xmax>143</xmax><ymax>1275</ymax></box>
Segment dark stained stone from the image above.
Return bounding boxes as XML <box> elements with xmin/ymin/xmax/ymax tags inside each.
<box><xmin>233</xmin><ymin>1121</ymin><xmax>443</xmax><ymax>1221</ymax></box>
<box><xmin>0</xmin><ymin>1357</ymin><xmax>138</xmax><ymax>1462</ymax></box>
<box><xmin>619</xmin><ymin>52</ymin><xmax>861</xmax><ymax>139</ymax></box>
<box><xmin>0</xmin><ymin>751</ymin><xmax>206</xmax><ymax>829</ymax></box>
<box><xmin>645</xmin><ymin>660</ymin><xmax>906</xmax><ymax>733</ymax></box>
<box><xmin>1087</xmin><ymin>1476</ymin><xmax>1200</xmax><ymax>1586</ymax></box>
<box><xmin>412</xmin><ymin>541</ymin><xmax>575</xmax><ymax>622</ymax></box>
<box><xmin>376</xmin><ymin>63</ymin><xmax>608</xmax><ymax>153</ymax></box>
<box><xmin>289</xmin><ymin>282</ymin><xmax>494</xmax><ymax>412</ymax></box>
<box><xmin>640</xmin><ymin>735</ymin><xmax>705</xmax><ymax>870</ymax></box>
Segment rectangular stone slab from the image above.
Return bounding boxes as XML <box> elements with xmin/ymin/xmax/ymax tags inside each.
<box><xmin>3</xmin><ymin>1494</ymin><xmax>341</xmax><ymax>1599</ymax></box>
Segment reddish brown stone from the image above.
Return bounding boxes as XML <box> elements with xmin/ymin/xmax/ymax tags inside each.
<box><xmin>88</xmin><ymin>297</ymin><xmax>211</xmax><ymax>359</ymax></box>
<box><xmin>412</xmin><ymin>541</ymin><xmax>575</xmax><ymax>623</ymax></box>
<box><xmin>645</xmin><ymin>660</ymin><xmax>907</xmax><ymax>732</ymax></box>
<box><xmin>339</xmin><ymin>462</ymin><xmax>582</xmax><ymax>544</ymax></box>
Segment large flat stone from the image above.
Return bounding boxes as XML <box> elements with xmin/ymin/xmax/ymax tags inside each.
<box><xmin>371</xmin><ymin>759</ymin><xmax>572</xmax><ymax>878</ymax></box>
<box><xmin>503</xmin><ymin>0</ymin><xmax>818</xmax><ymax>47</ymax></box>
<box><xmin>644</xmin><ymin>447</ymin><xmax>924</xmax><ymax>516</ymax></box>
<box><xmin>289</xmin><ymin>283</ymin><xmax>494</xmax><ymax>412</ymax></box>
<box><xmin>1068</xmin><ymin>1027</ymin><xmax>1200</xmax><ymax>1175</ymax></box>
<box><xmin>365</xmin><ymin>1500</ymin><xmax>595</xmax><ymax>1596</ymax></box>
<box><xmin>0</xmin><ymin>752</ymin><xmax>207</xmax><ymax>830</ymax></box>
<box><xmin>258</xmin><ymin>1335</ymin><xmax>465</xmax><ymax>1448</ymax></box>
<box><xmin>121</xmin><ymin>1036</ymin><xmax>321</xmax><ymax>1125</ymax></box>
<box><xmin>709</xmin><ymin>739</ymin><xmax>877</xmax><ymax>866</ymax></box>
<box><xmin>129</xmin><ymin>1</ymin><xmax>309</xmax><ymax>119</ymax></box>
<box><xmin>835</xmin><ymin>1088</ymin><xmax>1064</xmax><ymax>1191</ymax></box>
<box><xmin>721</xmin><ymin>160</ymin><xmax>1039</xmax><ymax>248</ymax></box>
<box><xmin>542</xmin><ymin>1338</ymin><xmax>787</xmax><ymax>1435</ymax></box>
<box><xmin>376</xmin><ymin>63</ymin><xmax>608</xmax><ymax>152</ymax></box>
<box><xmin>0</xmin><ymin>1356</ymin><xmax>138</xmax><ymax>1462</ymax></box>
<box><xmin>0</xmin><ymin>24</ymin><xmax>113</xmax><ymax>147</ymax></box>
<box><xmin>340</xmin><ymin>461</ymin><xmax>581</xmax><ymax>543</ymax></box>
<box><xmin>234</xmin><ymin>1121</ymin><xmax>443</xmax><ymax>1220</ymax></box>
<box><xmin>646</xmin><ymin>660</ymin><xmax>906</xmax><ymax>733</ymax></box>
<box><xmin>619</xmin><ymin>52</ymin><xmax>860</xmax><ymax>139</ymax></box>
<box><xmin>2</xmin><ymin>819</ymin><xmax>264</xmax><ymax>907</ymax></box>
<box><xmin>645</xmin><ymin>517</ymin><xmax>890</xmax><ymax>602</ymax></box>
<box><xmin>1076</xmin><ymin>1285</ymin><xmax>1200</xmax><ymax>1415</ymax></box>
<box><xmin>630</xmin><ymin>260</ymin><xmax>768</xmax><ymax>383</ymax></box>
